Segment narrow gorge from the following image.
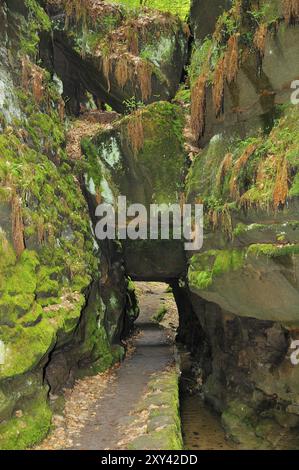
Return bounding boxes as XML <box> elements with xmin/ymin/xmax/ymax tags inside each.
<box><xmin>1</xmin><ymin>0</ymin><xmax>299</xmax><ymax>452</ymax></box>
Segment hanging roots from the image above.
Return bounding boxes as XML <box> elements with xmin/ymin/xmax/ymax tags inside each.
<box><xmin>221</xmin><ymin>204</ymin><xmax>233</xmax><ymax>239</ymax></box>
<box><xmin>127</xmin><ymin>113</ymin><xmax>144</xmax><ymax>155</ymax></box>
<box><xmin>216</xmin><ymin>153</ymin><xmax>233</xmax><ymax>190</ymax></box>
<box><xmin>230</xmin><ymin>143</ymin><xmax>257</xmax><ymax>199</ymax></box>
<box><xmin>115</xmin><ymin>57</ymin><xmax>131</xmax><ymax>89</ymax></box>
<box><xmin>225</xmin><ymin>34</ymin><xmax>239</xmax><ymax>84</ymax></box>
<box><xmin>137</xmin><ymin>61</ymin><xmax>152</xmax><ymax>102</ymax></box>
<box><xmin>273</xmin><ymin>156</ymin><xmax>289</xmax><ymax>208</ymax></box>
<box><xmin>190</xmin><ymin>73</ymin><xmax>207</xmax><ymax>142</ymax></box>
<box><xmin>58</xmin><ymin>98</ymin><xmax>65</xmax><ymax>121</ymax></box>
<box><xmin>213</xmin><ymin>56</ymin><xmax>225</xmax><ymax>117</ymax></box>
<box><xmin>22</xmin><ymin>58</ymin><xmax>45</xmax><ymax>103</ymax></box>
<box><xmin>11</xmin><ymin>193</ymin><xmax>25</xmax><ymax>257</ymax></box>
<box><xmin>254</xmin><ymin>23</ymin><xmax>268</xmax><ymax>56</ymax></box>
<box><xmin>103</xmin><ymin>56</ymin><xmax>111</xmax><ymax>92</ymax></box>
<box><xmin>283</xmin><ymin>0</ymin><xmax>299</xmax><ymax>24</ymax></box>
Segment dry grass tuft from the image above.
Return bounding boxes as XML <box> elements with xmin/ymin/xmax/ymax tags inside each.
<box><xmin>254</xmin><ymin>23</ymin><xmax>268</xmax><ymax>55</ymax></box>
<box><xmin>64</xmin><ymin>0</ymin><xmax>87</xmax><ymax>28</ymax></box>
<box><xmin>22</xmin><ymin>58</ymin><xmax>45</xmax><ymax>104</ymax></box>
<box><xmin>125</xmin><ymin>25</ymin><xmax>139</xmax><ymax>56</ymax></box>
<box><xmin>216</xmin><ymin>153</ymin><xmax>233</xmax><ymax>190</ymax></box>
<box><xmin>115</xmin><ymin>57</ymin><xmax>131</xmax><ymax>89</ymax></box>
<box><xmin>190</xmin><ymin>74</ymin><xmax>207</xmax><ymax>142</ymax></box>
<box><xmin>209</xmin><ymin>204</ymin><xmax>233</xmax><ymax>238</ymax></box>
<box><xmin>58</xmin><ymin>99</ymin><xmax>65</xmax><ymax>121</ymax></box>
<box><xmin>37</xmin><ymin>217</ymin><xmax>45</xmax><ymax>245</ymax></box>
<box><xmin>103</xmin><ymin>56</ymin><xmax>112</xmax><ymax>92</ymax></box>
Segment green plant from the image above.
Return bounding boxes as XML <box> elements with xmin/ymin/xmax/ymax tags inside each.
<box><xmin>123</xmin><ymin>96</ymin><xmax>145</xmax><ymax>114</ymax></box>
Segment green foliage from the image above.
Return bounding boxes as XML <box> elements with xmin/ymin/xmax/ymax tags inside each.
<box><xmin>187</xmin><ymin>104</ymin><xmax>299</xmax><ymax>219</ymax></box>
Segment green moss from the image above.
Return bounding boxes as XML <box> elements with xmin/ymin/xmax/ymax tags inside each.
<box><xmin>0</xmin><ymin>250</ymin><xmax>39</xmax><ymax>321</ymax></box>
<box><xmin>187</xmin><ymin>104</ymin><xmax>299</xmax><ymax>230</ymax></box>
<box><xmin>0</xmin><ymin>3</ymin><xmax>129</xmax><ymax>450</ymax></box>
<box><xmin>89</xmin><ymin>325</ymin><xmax>115</xmax><ymax>373</ymax></box>
<box><xmin>247</xmin><ymin>243</ymin><xmax>299</xmax><ymax>258</ymax></box>
<box><xmin>0</xmin><ymin>319</ymin><xmax>56</xmax><ymax>380</ymax></box>
<box><xmin>289</xmin><ymin>173</ymin><xmax>299</xmax><ymax>197</ymax></box>
<box><xmin>129</xmin><ymin>366</ymin><xmax>183</xmax><ymax>450</ymax></box>
<box><xmin>233</xmin><ymin>223</ymin><xmax>267</xmax><ymax>237</ymax></box>
<box><xmin>174</xmin><ymin>85</ymin><xmax>191</xmax><ymax>105</ymax></box>
<box><xmin>189</xmin><ymin>249</ymin><xmax>245</xmax><ymax>291</ymax></box>
<box><xmin>0</xmin><ymin>387</ymin><xmax>52</xmax><ymax>450</ymax></box>
<box><xmin>84</xmin><ymin>101</ymin><xmax>186</xmax><ymax>206</ymax></box>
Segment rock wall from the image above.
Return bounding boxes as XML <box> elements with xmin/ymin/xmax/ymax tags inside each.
<box><xmin>0</xmin><ymin>0</ymin><xmax>138</xmax><ymax>450</ymax></box>
<box><xmin>2</xmin><ymin>0</ymin><xmax>299</xmax><ymax>451</ymax></box>
<box><xmin>41</xmin><ymin>1</ymin><xmax>189</xmax><ymax>114</ymax></box>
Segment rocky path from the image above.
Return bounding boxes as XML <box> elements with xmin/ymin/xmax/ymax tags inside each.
<box><xmin>37</xmin><ymin>283</ymin><xmax>178</xmax><ymax>450</ymax></box>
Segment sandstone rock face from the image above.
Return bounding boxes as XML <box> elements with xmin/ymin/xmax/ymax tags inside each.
<box><xmin>0</xmin><ymin>0</ymin><xmax>137</xmax><ymax>450</ymax></box>
<box><xmin>82</xmin><ymin>101</ymin><xmax>188</xmax><ymax>281</ymax></box>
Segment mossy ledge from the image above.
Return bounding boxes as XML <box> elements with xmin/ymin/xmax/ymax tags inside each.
<box><xmin>128</xmin><ymin>364</ymin><xmax>183</xmax><ymax>451</ymax></box>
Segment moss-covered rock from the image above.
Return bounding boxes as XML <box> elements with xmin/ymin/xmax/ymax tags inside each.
<box><xmin>81</xmin><ymin>101</ymin><xmax>187</xmax><ymax>280</ymax></box>
<box><xmin>129</xmin><ymin>365</ymin><xmax>183</xmax><ymax>451</ymax></box>
<box><xmin>42</xmin><ymin>2</ymin><xmax>189</xmax><ymax>114</ymax></box>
